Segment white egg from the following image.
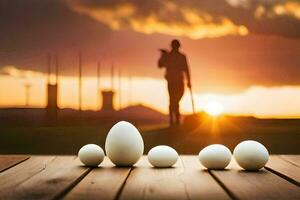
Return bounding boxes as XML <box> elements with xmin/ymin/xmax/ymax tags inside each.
<box><xmin>233</xmin><ymin>140</ymin><xmax>269</xmax><ymax>170</ymax></box>
<box><xmin>105</xmin><ymin>121</ymin><xmax>144</xmax><ymax>166</ymax></box>
<box><xmin>199</xmin><ymin>144</ymin><xmax>232</xmax><ymax>170</ymax></box>
<box><xmin>148</xmin><ymin>145</ymin><xmax>178</xmax><ymax>167</ymax></box>
<box><xmin>78</xmin><ymin>144</ymin><xmax>105</xmax><ymax>167</ymax></box>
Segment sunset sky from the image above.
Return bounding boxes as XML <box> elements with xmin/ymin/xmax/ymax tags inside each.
<box><xmin>0</xmin><ymin>0</ymin><xmax>300</xmax><ymax>118</ymax></box>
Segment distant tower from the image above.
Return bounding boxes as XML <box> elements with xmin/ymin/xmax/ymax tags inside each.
<box><xmin>100</xmin><ymin>64</ymin><xmax>115</xmax><ymax>111</ymax></box>
<box><xmin>101</xmin><ymin>90</ymin><xmax>115</xmax><ymax>111</ymax></box>
<box><xmin>46</xmin><ymin>53</ymin><xmax>58</xmax><ymax>119</ymax></box>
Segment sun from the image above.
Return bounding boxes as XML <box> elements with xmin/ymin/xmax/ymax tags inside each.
<box><xmin>204</xmin><ymin>101</ymin><xmax>224</xmax><ymax>117</ymax></box>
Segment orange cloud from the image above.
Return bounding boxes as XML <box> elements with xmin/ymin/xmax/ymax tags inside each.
<box><xmin>255</xmin><ymin>1</ymin><xmax>300</xmax><ymax>19</ymax></box>
<box><xmin>0</xmin><ymin>65</ymin><xmax>44</xmax><ymax>78</ymax></box>
<box><xmin>273</xmin><ymin>1</ymin><xmax>300</xmax><ymax>19</ymax></box>
<box><xmin>70</xmin><ymin>2</ymin><xmax>135</xmax><ymax>30</ymax></box>
<box><xmin>69</xmin><ymin>1</ymin><xmax>248</xmax><ymax>39</ymax></box>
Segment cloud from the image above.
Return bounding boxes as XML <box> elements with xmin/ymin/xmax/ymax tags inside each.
<box><xmin>226</xmin><ymin>0</ymin><xmax>300</xmax><ymax>20</ymax></box>
<box><xmin>69</xmin><ymin>0</ymin><xmax>300</xmax><ymax>39</ymax></box>
<box><xmin>69</xmin><ymin>0</ymin><xmax>248</xmax><ymax>39</ymax></box>
<box><xmin>0</xmin><ymin>66</ymin><xmax>44</xmax><ymax>78</ymax></box>
<box><xmin>271</xmin><ymin>1</ymin><xmax>300</xmax><ymax>19</ymax></box>
<box><xmin>226</xmin><ymin>0</ymin><xmax>252</xmax><ymax>8</ymax></box>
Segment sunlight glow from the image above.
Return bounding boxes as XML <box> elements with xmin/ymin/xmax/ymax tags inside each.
<box><xmin>204</xmin><ymin>101</ymin><xmax>224</xmax><ymax>117</ymax></box>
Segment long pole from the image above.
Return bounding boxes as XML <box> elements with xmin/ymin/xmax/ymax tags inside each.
<box><xmin>55</xmin><ymin>53</ymin><xmax>59</xmax><ymax>85</ymax></box>
<box><xmin>55</xmin><ymin>53</ymin><xmax>59</xmax><ymax>109</ymax></box>
<box><xmin>97</xmin><ymin>61</ymin><xmax>101</xmax><ymax>109</ymax></box>
<box><xmin>189</xmin><ymin>86</ymin><xmax>196</xmax><ymax>114</ymax></box>
<box><xmin>118</xmin><ymin>67</ymin><xmax>122</xmax><ymax>109</ymax></box>
<box><xmin>24</xmin><ymin>83</ymin><xmax>31</xmax><ymax>107</ymax></box>
<box><xmin>78</xmin><ymin>52</ymin><xmax>82</xmax><ymax>111</ymax></box>
<box><xmin>97</xmin><ymin>61</ymin><xmax>101</xmax><ymax>91</ymax></box>
<box><xmin>128</xmin><ymin>72</ymin><xmax>132</xmax><ymax>106</ymax></box>
<box><xmin>111</xmin><ymin>63</ymin><xmax>114</xmax><ymax>90</ymax></box>
<box><xmin>47</xmin><ymin>53</ymin><xmax>51</xmax><ymax>84</ymax></box>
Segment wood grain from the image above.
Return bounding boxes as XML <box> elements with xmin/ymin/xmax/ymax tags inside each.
<box><xmin>64</xmin><ymin>157</ymin><xmax>131</xmax><ymax>200</ymax></box>
<box><xmin>119</xmin><ymin>156</ymin><xmax>230</xmax><ymax>200</ymax></box>
<box><xmin>210</xmin><ymin>159</ymin><xmax>300</xmax><ymax>200</ymax></box>
<box><xmin>0</xmin><ymin>156</ymin><xmax>91</xmax><ymax>200</ymax></box>
<box><xmin>280</xmin><ymin>155</ymin><xmax>300</xmax><ymax>166</ymax></box>
<box><xmin>0</xmin><ymin>155</ymin><xmax>29</xmax><ymax>172</ymax></box>
<box><xmin>119</xmin><ymin>156</ymin><xmax>189</xmax><ymax>200</ymax></box>
<box><xmin>0</xmin><ymin>156</ymin><xmax>55</xmax><ymax>199</ymax></box>
<box><xmin>180</xmin><ymin>156</ymin><xmax>231</xmax><ymax>200</ymax></box>
<box><xmin>265</xmin><ymin>155</ymin><xmax>300</xmax><ymax>186</ymax></box>
<box><xmin>0</xmin><ymin>155</ymin><xmax>299</xmax><ymax>200</ymax></box>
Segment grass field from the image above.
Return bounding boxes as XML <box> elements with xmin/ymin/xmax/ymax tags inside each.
<box><xmin>0</xmin><ymin>116</ymin><xmax>299</xmax><ymax>155</ymax></box>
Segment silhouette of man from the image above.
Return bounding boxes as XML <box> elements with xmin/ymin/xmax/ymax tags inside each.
<box><xmin>158</xmin><ymin>39</ymin><xmax>191</xmax><ymax>126</ymax></box>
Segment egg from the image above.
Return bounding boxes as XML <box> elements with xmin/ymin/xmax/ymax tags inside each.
<box><xmin>78</xmin><ymin>144</ymin><xmax>105</xmax><ymax>167</ymax></box>
<box><xmin>198</xmin><ymin>144</ymin><xmax>232</xmax><ymax>170</ymax></box>
<box><xmin>233</xmin><ymin>140</ymin><xmax>269</xmax><ymax>170</ymax></box>
<box><xmin>148</xmin><ymin>145</ymin><xmax>178</xmax><ymax>167</ymax></box>
<box><xmin>105</xmin><ymin>121</ymin><xmax>144</xmax><ymax>166</ymax></box>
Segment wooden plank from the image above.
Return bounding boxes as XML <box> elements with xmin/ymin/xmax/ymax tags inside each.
<box><xmin>119</xmin><ymin>156</ymin><xmax>230</xmax><ymax>200</ymax></box>
<box><xmin>0</xmin><ymin>155</ymin><xmax>29</xmax><ymax>172</ymax></box>
<box><xmin>265</xmin><ymin>156</ymin><xmax>300</xmax><ymax>186</ymax></box>
<box><xmin>210</xmin><ymin>159</ymin><xmax>300</xmax><ymax>200</ymax></box>
<box><xmin>0</xmin><ymin>156</ymin><xmax>91</xmax><ymax>200</ymax></box>
<box><xmin>280</xmin><ymin>155</ymin><xmax>300</xmax><ymax>166</ymax></box>
<box><xmin>0</xmin><ymin>156</ymin><xmax>55</xmax><ymax>198</ymax></box>
<box><xmin>119</xmin><ymin>156</ymin><xmax>188</xmax><ymax>200</ymax></box>
<box><xmin>63</xmin><ymin>157</ymin><xmax>131</xmax><ymax>200</ymax></box>
<box><xmin>180</xmin><ymin>156</ymin><xmax>231</xmax><ymax>200</ymax></box>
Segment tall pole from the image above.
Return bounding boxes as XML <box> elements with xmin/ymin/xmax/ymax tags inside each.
<box><xmin>111</xmin><ymin>63</ymin><xmax>114</xmax><ymax>90</ymax></box>
<box><xmin>55</xmin><ymin>53</ymin><xmax>59</xmax><ymax>108</ymax></box>
<box><xmin>55</xmin><ymin>53</ymin><xmax>59</xmax><ymax>85</ymax></box>
<box><xmin>118</xmin><ymin>67</ymin><xmax>122</xmax><ymax>109</ymax></box>
<box><xmin>97</xmin><ymin>61</ymin><xmax>101</xmax><ymax>91</ymax></box>
<box><xmin>97</xmin><ymin>61</ymin><xmax>101</xmax><ymax>109</ymax></box>
<box><xmin>24</xmin><ymin>83</ymin><xmax>31</xmax><ymax>107</ymax></box>
<box><xmin>78</xmin><ymin>52</ymin><xmax>82</xmax><ymax>111</ymax></box>
<box><xmin>47</xmin><ymin>53</ymin><xmax>51</xmax><ymax>84</ymax></box>
<box><xmin>128</xmin><ymin>72</ymin><xmax>132</xmax><ymax>106</ymax></box>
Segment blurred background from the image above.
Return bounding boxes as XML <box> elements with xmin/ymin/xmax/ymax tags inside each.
<box><xmin>0</xmin><ymin>0</ymin><xmax>299</xmax><ymax>154</ymax></box>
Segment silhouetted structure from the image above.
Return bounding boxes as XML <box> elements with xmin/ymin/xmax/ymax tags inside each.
<box><xmin>101</xmin><ymin>90</ymin><xmax>115</xmax><ymax>111</ymax></box>
<box><xmin>158</xmin><ymin>39</ymin><xmax>191</xmax><ymax>126</ymax></box>
<box><xmin>46</xmin><ymin>53</ymin><xmax>58</xmax><ymax>120</ymax></box>
<box><xmin>99</xmin><ymin>64</ymin><xmax>116</xmax><ymax>111</ymax></box>
<box><xmin>47</xmin><ymin>84</ymin><xmax>58</xmax><ymax>109</ymax></box>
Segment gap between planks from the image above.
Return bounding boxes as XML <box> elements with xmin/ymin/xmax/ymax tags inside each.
<box><xmin>0</xmin><ymin>156</ymin><xmax>90</xmax><ymax>200</ymax></box>
<box><xmin>1</xmin><ymin>155</ymin><xmax>299</xmax><ymax>200</ymax></box>
<box><xmin>264</xmin><ymin>155</ymin><xmax>300</xmax><ymax>187</ymax></box>
<box><xmin>53</xmin><ymin>167</ymin><xmax>92</xmax><ymax>199</ymax></box>
<box><xmin>0</xmin><ymin>155</ymin><xmax>30</xmax><ymax>173</ymax></box>
<box><xmin>210</xmin><ymin>158</ymin><xmax>300</xmax><ymax>200</ymax></box>
<box><xmin>61</xmin><ymin>157</ymin><xmax>132</xmax><ymax>200</ymax></box>
<box><xmin>117</xmin><ymin>156</ymin><xmax>231</xmax><ymax>200</ymax></box>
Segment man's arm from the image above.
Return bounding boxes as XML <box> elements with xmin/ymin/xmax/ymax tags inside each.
<box><xmin>158</xmin><ymin>50</ymin><xmax>168</xmax><ymax>68</ymax></box>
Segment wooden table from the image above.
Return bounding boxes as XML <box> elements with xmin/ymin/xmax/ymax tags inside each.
<box><xmin>0</xmin><ymin>155</ymin><xmax>299</xmax><ymax>200</ymax></box>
